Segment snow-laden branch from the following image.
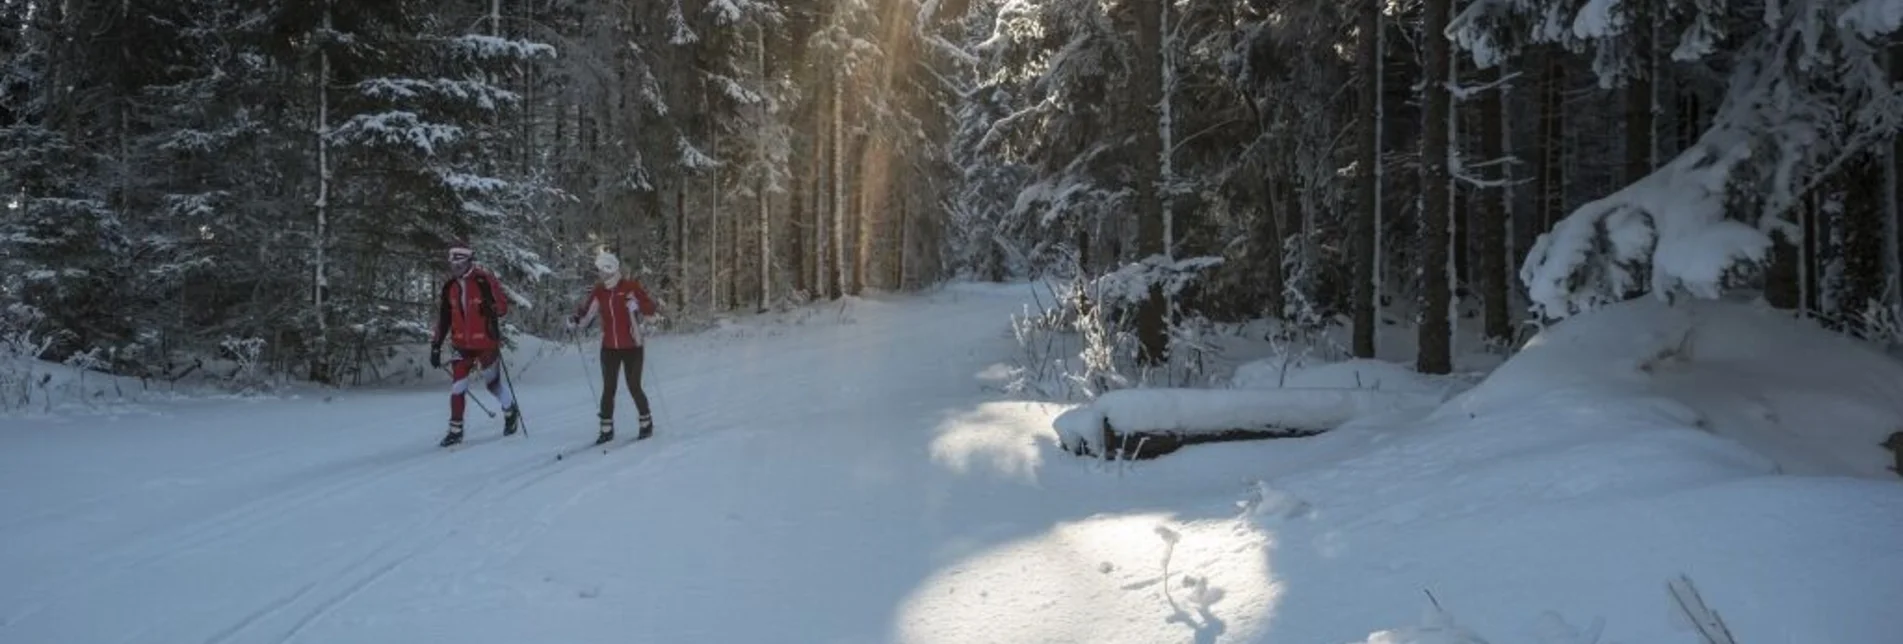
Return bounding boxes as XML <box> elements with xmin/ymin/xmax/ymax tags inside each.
<box><xmin>1518</xmin><ymin>1</ymin><xmax>1903</xmax><ymax>319</ymax></box>
<box><xmin>328</xmin><ymin>111</ymin><xmax>462</xmax><ymax>155</ymax></box>
<box><xmin>704</xmin><ymin>72</ymin><xmax>764</xmax><ymax>105</ymax></box>
<box><xmin>1088</xmin><ymin>255</ymin><xmax>1225</xmax><ymax>307</ymax></box>
<box><xmin>358</xmin><ymin>77</ymin><xmax>522</xmax><ymax>110</ymax></box>
<box><xmin>1520</xmin><ymin>126</ymin><xmax>1766</xmax><ymax>318</ymax></box>
<box><xmin>444</xmin><ymin>34</ymin><xmax>556</xmax><ymax>60</ymax></box>
<box><xmin>435</xmin><ymin>170</ymin><xmax>510</xmax><ymax>194</ymax></box>
<box><xmin>974</xmin><ymin>98</ymin><xmax>1055</xmax><ymax>155</ymax></box>
<box><xmin>677</xmin><ymin>137</ymin><xmax>721</xmax><ymax>170</ymax></box>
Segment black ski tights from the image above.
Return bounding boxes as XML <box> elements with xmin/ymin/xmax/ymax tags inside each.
<box><xmin>599</xmin><ymin>347</ymin><xmax>651</xmax><ymax>420</ymax></box>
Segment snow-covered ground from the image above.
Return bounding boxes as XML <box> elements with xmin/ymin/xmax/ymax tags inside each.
<box><xmin>3</xmin><ymin>283</ymin><xmax>1900</xmax><ymax>643</ymax></box>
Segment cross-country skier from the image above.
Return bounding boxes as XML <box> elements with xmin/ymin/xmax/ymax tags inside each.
<box><xmin>566</xmin><ymin>250</ymin><xmax>658</xmax><ymax>444</ymax></box>
<box><xmin>430</xmin><ymin>239</ymin><xmax>521</xmax><ymax>447</ymax></box>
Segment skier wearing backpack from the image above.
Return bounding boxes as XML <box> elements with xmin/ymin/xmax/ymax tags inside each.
<box><xmin>430</xmin><ymin>239</ymin><xmax>521</xmax><ymax>447</ymax></box>
<box><xmin>567</xmin><ymin>250</ymin><xmax>657</xmax><ymax>444</ymax></box>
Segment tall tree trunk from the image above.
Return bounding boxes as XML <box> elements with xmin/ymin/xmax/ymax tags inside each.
<box><xmin>757</xmin><ymin>23</ymin><xmax>771</xmax><ymax>312</ymax></box>
<box><xmin>1804</xmin><ymin>191</ymin><xmax>1828</xmax><ymax>316</ymax></box>
<box><xmin>1626</xmin><ymin>0</ymin><xmax>1655</xmax><ymax>184</ymax></box>
<box><xmin>674</xmin><ymin>185</ymin><xmax>686</xmax><ymax>310</ymax></box>
<box><xmin>1536</xmin><ymin>47</ymin><xmax>1566</xmax><ymax>238</ymax></box>
<box><xmin>831</xmin><ymin>70</ymin><xmax>847</xmax><ymax>300</ymax></box>
<box><xmin>855</xmin><ymin>136</ymin><xmax>883</xmax><ymax>294</ymax></box>
<box><xmin>1478</xmin><ymin>65</ymin><xmax>1510</xmax><ymax>344</ymax></box>
<box><xmin>1131</xmin><ymin>0</ymin><xmax>1169</xmax><ymax>365</ymax></box>
<box><xmin>709</xmin><ymin>87</ymin><xmax>722</xmax><ymax>312</ymax></box>
<box><xmin>1261</xmin><ymin>171</ymin><xmax>1287</xmax><ymax>319</ymax></box>
<box><xmin>311</xmin><ymin>5</ymin><xmax>333</xmax><ymax>385</ymax></box>
<box><xmin>1889</xmin><ymin>36</ymin><xmax>1902</xmax><ymax>306</ymax></box>
<box><xmin>1418</xmin><ymin>0</ymin><xmax>1453</xmax><ymax>374</ymax></box>
<box><xmin>1352</xmin><ymin>0</ymin><xmax>1381</xmax><ymax>358</ymax></box>
<box><xmin>1766</xmin><ymin>227</ymin><xmax>1801</xmax><ymax>309</ymax></box>
<box><xmin>814</xmin><ymin>87</ymin><xmax>831</xmax><ymax>298</ymax></box>
<box><xmin>897</xmin><ymin>192</ymin><xmax>910</xmax><ymax>289</ymax></box>
<box><xmin>791</xmin><ymin>147</ymin><xmax>808</xmax><ymax>297</ymax></box>
<box><xmin>1845</xmin><ymin>157</ymin><xmax>1886</xmax><ymax>330</ymax></box>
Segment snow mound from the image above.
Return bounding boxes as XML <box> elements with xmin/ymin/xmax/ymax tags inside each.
<box><xmin>1440</xmin><ymin>297</ymin><xmax>1903</xmax><ymax>479</ymax></box>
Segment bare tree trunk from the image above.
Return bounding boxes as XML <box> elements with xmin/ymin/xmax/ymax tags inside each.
<box><xmin>1889</xmin><ymin>37</ymin><xmax>1902</xmax><ymax>305</ymax></box>
<box><xmin>674</xmin><ymin>185</ymin><xmax>686</xmax><ymax>310</ymax></box>
<box><xmin>1845</xmin><ymin>157</ymin><xmax>1886</xmax><ymax>328</ymax></box>
<box><xmin>709</xmin><ymin>87</ymin><xmax>722</xmax><ymax>312</ymax></box>
<box><xmin>1418</xmin><ymin>0</ymin><xmax>1453</xmax><ymax>374</ymax></box>
<box><xmin>1536</xmin><ymin>47</ymin><xmax>1566</xmax><ymax>238</ymax></box>
<box><xmin>791</xmin><ymin>151</ymin><xmax>808</xmax><ymax>297</ymax></box>
<box><xmin>1131</xmin><ymin>0</ymin><xmax>1168</xmax><ymax>365</ymax></box>
<box><xmin>1352</xmin><ymin>0</ymin><xmax>1381</xmax><ymax>358</ymax></box>
<box><xmin>311</xmin><ymin>5</ymin><xmax>333</xmax><ymax>384</ymax></box>
<box><xmin>757</xmin><ymin>23</ymin><xmax>771</xmax><ymax>311</ymax></box>
<box><xmin>1767</xmin><ymin>226</ymin><xmax>1801</xmax><ymax>310</ymax></box>
<box><xmin>831</xmin><ymin>70</ymin><xmax>848</xmax><ymax>299</ymax></box>
<box><xmin>1478</xmin><ymin>65</ymin><xmax>1510</xmax><ymax>344</ymax></box>
<box><xmin>1626</xmin><ymin>0</ymin><xmax>1654</xmax><ymax>185</ymax></box>
<box><xmin>814</xmin><ymin>87</ymin><xmax>831</xmax><ymax>298</ymax></box>
<box><xmin>1261</xmin><ymin>170</ymin><xmax>1286</xmax><ymax>319</ymax></box>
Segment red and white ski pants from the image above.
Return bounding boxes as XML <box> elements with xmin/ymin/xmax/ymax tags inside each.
<box><xmin>449</xmin><ymin>348</ymin><xmax>515</xmax><ymax>422</ymax></box>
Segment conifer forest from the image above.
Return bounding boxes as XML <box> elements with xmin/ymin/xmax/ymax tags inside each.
<box><xmin>4</xmin><ymin>0</ymin><xmax>1900</xmax><ymax>384</ymax></box>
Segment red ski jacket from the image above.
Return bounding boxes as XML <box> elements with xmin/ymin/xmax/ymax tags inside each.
<box><xmin>573</xmin><ymin>278</ymin><xmax>657</xmax><ymax>349</ymax></box>
<box><xmin>433</xmin><ymin>266</ymin><xmax>509</xmax><ymax>351</ymax></box>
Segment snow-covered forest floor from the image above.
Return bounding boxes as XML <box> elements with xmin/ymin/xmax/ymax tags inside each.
<box><xmin>3</xmin><ymin>281</ymin><xmax>1900</xmax><ymax>643</ymax></box>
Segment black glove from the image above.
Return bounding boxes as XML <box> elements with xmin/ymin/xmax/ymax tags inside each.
<box><xmin>429</xmin><ymin>345</ymin><xmax>442</xmax><ymax>368</ymax></box>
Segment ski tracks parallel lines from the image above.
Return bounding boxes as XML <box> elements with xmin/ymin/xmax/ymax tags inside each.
<box><xmin>6</xmin><ymin>434</ymin><xmax>510</xmax><ymax>638</ymax></box>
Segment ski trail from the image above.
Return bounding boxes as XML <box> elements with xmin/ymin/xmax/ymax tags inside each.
<box><xmin>200</xmin><ymin>581</ymin><xmax>322</xmax><ymax>644</ymax></box>
<box><xmin>6</xmin><ymin>438</ymin><xmax>466</xmax><ymax>630</ymax></box>
<box><xmin>2</xmin><ymin>283</ymin><xmax>1045</xmax><ymax>644</ymax></box>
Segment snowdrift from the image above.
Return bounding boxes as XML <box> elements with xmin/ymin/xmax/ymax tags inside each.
<box><xmin>1439</xmin><ymin>296</ymin><xmax>1903</xmax><ymax>479</ymax></box>
<box><xmin>1202</xmin><ymin>298</ymin><xmax>1903</xmax><ymax>642</ymax></box>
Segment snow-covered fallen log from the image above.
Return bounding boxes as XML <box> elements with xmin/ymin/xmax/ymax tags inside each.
<box><xmin>1053</xmin><ymin>387</ymin><xmax>1440</xmax><ymax>459</ymax></box>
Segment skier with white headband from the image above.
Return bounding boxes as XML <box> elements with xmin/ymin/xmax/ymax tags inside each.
<box><xmin>566</xmin><ymin>250</ymin><xmax>659</xmax><ymax>444</ymax></box>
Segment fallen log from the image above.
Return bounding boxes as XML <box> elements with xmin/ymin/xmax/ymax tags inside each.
<box><xmin>1062</xmin><ymin>414</ymin><xmax>1325</xmax><ymax>460</ymax></box>
<box><xmin>1053</xmin><ymin>387</ymin><xmax>1439</xmax><ymax>460</ymax></box>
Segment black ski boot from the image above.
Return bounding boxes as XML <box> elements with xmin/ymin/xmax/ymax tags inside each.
<box><xmin>440</xmin><ymin>421</ymin><xmax>465</xmax><ymax>447</ymax></box>
<box><xmin>637</xmin><ymin>413</ymin><xmax>654</xmax><ymax>440</ymax></box>
<box><xmin>503</xmin><ymin>406</ymin><xmax>521</xmax><ymax>436</ymax></box>
<box><xmin>594</xmin><ymin>417</ymin><xmax>614</xmax><ymax>445</ymax></box>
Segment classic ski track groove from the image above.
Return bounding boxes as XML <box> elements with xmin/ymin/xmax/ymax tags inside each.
<box><xmin>0</xmin><ymin>439</ymin><xmax>313</xmax><ymax>533</ymax></box>
<box><xmin>5</xmin><ymin>295</ymin><xmax>960</xmax><ymax>642</ymax></box>
<box><xmin>5</xmin><ymin>429</ymin><xmax>517</xmax><ymax>634</ymax></box>
<box><xmin>206</xmin><ymin>418</ymin><xmax>719</xmax><ymax>643</ymax></box>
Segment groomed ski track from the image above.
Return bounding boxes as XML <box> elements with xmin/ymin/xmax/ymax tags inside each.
<box><xmin>1</xmin><ymin>283</ymin><xmax>1046</xmax><ymax>644</ymax></box>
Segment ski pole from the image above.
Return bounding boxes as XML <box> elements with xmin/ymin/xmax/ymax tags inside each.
<box><xmin>571</xmin><ymin>327</ymin><xmax>599</xmax><ymax>401</ymax></box>
<box><xmin>499</xmin><ymin>354</ymin><xmax>528</xmax><ymax>436</ymax></box>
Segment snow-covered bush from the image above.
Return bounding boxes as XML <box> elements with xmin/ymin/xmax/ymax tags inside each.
<box><xmin>1850</xmin><ymin>296</ymin><xmax>1903</xmax><ymax>350</ymax></box>
<box><xmin>0</xmin><ymin>327</ymin><xmax>54</xmax><ymax>411</ymax></box>
<box><xmin>1004</xmin><ymin>257</ymin><xmax>1232</xmax><ymax>400</ymax></box>
<box><xmin>218</xmin><ymin>335</ymin><xmax>270</xmax><ymax>394</ymax></box>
